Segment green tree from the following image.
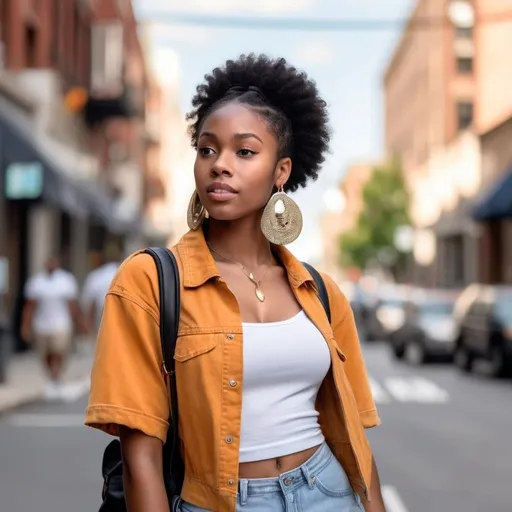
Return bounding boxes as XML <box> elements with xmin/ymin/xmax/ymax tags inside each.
<box><xmin>339</xmin><ymin>158</ymin><xmax>410</xmax><ymax>275</ymax></box>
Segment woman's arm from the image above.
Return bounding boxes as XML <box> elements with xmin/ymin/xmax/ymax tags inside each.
<box><xmin>360</xmin><ymin>457</ymin><xmax>387</xmax><ymax>512</ymax></box>
<box><xmin>120</xmin><ymin>427</ymin><xmax>170</xmax><ymax>512</ymax></box>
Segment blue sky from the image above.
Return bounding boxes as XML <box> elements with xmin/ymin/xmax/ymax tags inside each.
<box><xmin>135</xmin><ymin>0</ymin><xmax>414</xmax><ymax>261</ymax></box>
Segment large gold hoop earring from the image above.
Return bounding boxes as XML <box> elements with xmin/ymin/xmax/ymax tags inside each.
<box><xmin>261</xmin><ymin>187</ymin><xmax>303</xmax><ymax>245</ymax></box>
<box><xmin>187</xmin><ymin>190</ymin><xmax>207</xmax><ymax>230</ymax></box>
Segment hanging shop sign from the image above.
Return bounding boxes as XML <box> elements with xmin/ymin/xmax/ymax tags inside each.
<box><xmin>4</xmin><ymin>162</ymin><xmax>43</xmax><ymax>200</ymax></box>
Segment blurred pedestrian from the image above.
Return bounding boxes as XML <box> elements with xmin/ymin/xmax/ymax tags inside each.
<box><xmin>86</xmin><ymin>55</ymin><xmax>387</xmax><ymax>512</ymax></box>
<box><xmin>81</xmin><ymin>243</ymin><xmax>121</xmax><ymax>338</ymax></box>
<box><xmin>20</xmin><ymin>256</ymin><xmax>82</xmax><ymax>401</ymax></box>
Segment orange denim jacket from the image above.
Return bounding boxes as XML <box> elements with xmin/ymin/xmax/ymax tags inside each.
<box><xmin>85</xmin><ymin>228</ymin><xmax>381</xmax><ymax>512</ymax></box>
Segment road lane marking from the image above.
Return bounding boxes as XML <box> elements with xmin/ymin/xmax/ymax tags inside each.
<box><xmin>382</xmin><ymin>486</ymin><xmax>409</xmax><ymax>512</ymax></box>
<box><xmin>7</xmin><ymin>414</ymin><xmax>85</xmax><ymax>427</ymax></box>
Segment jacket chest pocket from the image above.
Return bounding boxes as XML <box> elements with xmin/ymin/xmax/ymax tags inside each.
<box><xmin>174</xmin><ymin>334</ymin><xmax>219</xmax><ymax>362</ymax></box>
<box><xmin>173</xmin><ymin>334</ymin><xmax>223</xmax><ymax>414</ymax></box>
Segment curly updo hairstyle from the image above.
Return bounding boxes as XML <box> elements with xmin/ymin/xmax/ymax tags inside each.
<box><xmin>186</xmin><ymin>54</ymin><xmax>331</xmax><ymax>193</ymax></box>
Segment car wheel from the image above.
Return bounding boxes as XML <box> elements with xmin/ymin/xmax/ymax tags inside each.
<box><xmin>405</xmin><ymin>340</ymin><xmax>427</xmax><ymax>365</ymax></box>
<box><xmin>455</xmin><ymin>344</ymin><xmax>473</xmax><ymax>372</ymax></box>
<box><xmin>393</xmin><ymin>346</ymin><xmax>405</xmax><ymax>360</ymax></box>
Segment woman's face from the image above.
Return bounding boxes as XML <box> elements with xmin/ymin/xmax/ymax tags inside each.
<box><xmin>194</xmin><ymin>102</ymin><xmax>291</xmax><ymax>222</ymax></box>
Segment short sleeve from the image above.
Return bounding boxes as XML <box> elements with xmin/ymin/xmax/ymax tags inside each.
<box><xmin>323</xmin><ymin>274</ymin><xmax>381</xmax><ymax>429</ymax></box>
<box><xmin>24</xmin><ymin>276</ymin><xmax>39</xmax><ymax>300</ymax></box>
<box><xmin>66</xmin><ymin>274</ymin><xmax>78</xmax><ymax>299</ymax></box>
<box><xmin>85</xmin><ymin>252</ymin><xmax>170</xmax><ymax>443</ymax></box>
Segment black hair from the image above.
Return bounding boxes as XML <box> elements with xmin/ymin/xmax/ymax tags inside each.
<box><xmin>186</xmin><ymin>54</ymin><xmax>331</xmax><ymax>193</ymax></box>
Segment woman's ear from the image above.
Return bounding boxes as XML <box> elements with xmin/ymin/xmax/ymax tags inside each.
<box><xmin>274</xmin><ymin>157</ymin><xmax>292</xmax><ymax>189</ymax></box>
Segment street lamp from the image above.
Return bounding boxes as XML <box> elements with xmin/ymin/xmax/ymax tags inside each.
<box><xmin>447</xmin><ymin>1</ymin><xmax>475</xmax><ymax>28</ymax></box>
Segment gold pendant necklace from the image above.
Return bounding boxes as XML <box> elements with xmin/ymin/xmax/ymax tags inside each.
<box><xmin>207</xmin><ymin>244</ymin><xmax>272</xmax><ymax>302</ymax></box>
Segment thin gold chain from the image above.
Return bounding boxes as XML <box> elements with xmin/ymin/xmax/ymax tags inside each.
<box><xmin>207</xmin><ymin>243</ymin><xmax>273</xmax><ymax>286</ymax></box>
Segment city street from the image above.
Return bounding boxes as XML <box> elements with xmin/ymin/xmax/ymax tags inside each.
<box><xmin>0</xmin><ymin>342</ymin><xmax>510</xmax><ymax>512</ymax></box>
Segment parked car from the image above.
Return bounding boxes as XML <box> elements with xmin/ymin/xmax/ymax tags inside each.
<box><xmin>389</xmin><ymin>289</ymin><xmax>459</xmax><ymax>364</ymax></box>
<box><xmin>342</xmin><ymin>282</ymin><xmax>380</xmax><ymax>342</ymax></box>
<box><xmin>372</xmin><ymin>284</ymin><xmax>412</xmax><ymax>341</ymax></box>
<box><xmin>454</xmin><ymin>285</ymin><xmax>512</xmax><ymax>377</ymax></box>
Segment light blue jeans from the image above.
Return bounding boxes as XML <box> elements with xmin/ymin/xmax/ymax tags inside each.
<box><xmin>175</xmin><ymin>443</ymin><xmax>365</xmax><ymax>511</ymax></box>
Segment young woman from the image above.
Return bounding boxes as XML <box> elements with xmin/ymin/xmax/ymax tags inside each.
<box><xmin>86</xmin><ymin>54</ymin><xmax>386</xmax><ymax>512</ymax></box>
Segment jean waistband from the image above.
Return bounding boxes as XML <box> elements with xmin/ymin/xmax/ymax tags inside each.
<box><xmin>238</xmin><ymin>442</ymin><xmax>332</xmax><ymax>498</ymax></box>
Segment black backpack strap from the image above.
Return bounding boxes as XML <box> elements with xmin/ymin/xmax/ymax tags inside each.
<box><xmin>302</xmin><ymin>262</ymin><xmax>331</xmax><ymax>324</ymax></box>
<box><xmin>144</xmin><ymin>247</ymin><xmax>183</xmax><ymax>496</ymax></box>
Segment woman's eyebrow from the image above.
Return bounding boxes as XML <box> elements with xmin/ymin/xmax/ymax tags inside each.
<box><xmin>198</xmin><ymin>131</ymin><xmax>217</xmax><ymax>140</ymax></box>
<box><xmin>233</xmin><ymin>133</ymin><xmax>264</xmax><ymax>144</ymax></box>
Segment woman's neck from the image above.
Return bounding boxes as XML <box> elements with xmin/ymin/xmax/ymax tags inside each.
<box><xmin>204</xmin><ymin>217</ymin><xmax>275</xmax><ymax>269</ymax></box>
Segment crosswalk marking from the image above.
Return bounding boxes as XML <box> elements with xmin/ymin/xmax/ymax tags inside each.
<box><xmin>382</xmin><ymin>486</ymin><xmax>409</xmax><ymax>512</ymax></box>
<box><xmin>371</xmin><ymin>376</ymin><xmax>449</xmax><ymax>404</ymax></box>
<box><xmin>369</xmin><ymin>377</ymin><xmax>392</xmax><ymax>403</ymax></box>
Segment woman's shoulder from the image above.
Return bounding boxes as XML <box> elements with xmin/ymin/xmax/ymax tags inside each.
<box><xmin>108</xmin><ymin>249</ymin><xmax>161</xmax><ymax>304</ymax></box>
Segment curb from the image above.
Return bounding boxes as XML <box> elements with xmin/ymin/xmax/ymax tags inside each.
<box><xmin>0</xmin><ymin>372</ymin><xmax>91</xmax><ymax>417</ymax></box>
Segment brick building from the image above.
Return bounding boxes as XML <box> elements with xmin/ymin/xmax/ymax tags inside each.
<box><xmin>384</xmin><ymin>0</ymin><xmax>512</xmax><ymax>288</ymax></box>
<box><xmin>0</xmin><ymin>0</ymin><xmax>169</xmax><ymax>351</ymax></box>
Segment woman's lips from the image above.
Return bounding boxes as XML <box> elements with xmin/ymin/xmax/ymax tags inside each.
<box><xmin>206</xmin><ymin>188</ymin><xmax>237</xmax><ymax>201</ymax></box>
<box><xmin>206</xmin><ymin>182</ymin><xmax>237</xmax><ymax>201</ymax></box>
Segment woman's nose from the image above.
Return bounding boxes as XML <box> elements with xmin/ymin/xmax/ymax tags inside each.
<box><xmin>210</xmin><ymin>155</ymin><xmax>234</xmax><ymax>177</ymax></box>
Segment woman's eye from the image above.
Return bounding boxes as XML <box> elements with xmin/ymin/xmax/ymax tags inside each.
<box><xmin>238</xmin><ymin>149</ymin><xmax>256</xmax><ymax>157</ymax></box>
<box><xmin>199</xmin><ymin>147</ymin><xmax>215</xmax><ymax>156</ymax></box>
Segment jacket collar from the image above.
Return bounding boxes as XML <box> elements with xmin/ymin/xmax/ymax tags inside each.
<box><xmin>177</xmin><ymin>228</ymin><xmax>314</xmax><ymax>289</ymax></box>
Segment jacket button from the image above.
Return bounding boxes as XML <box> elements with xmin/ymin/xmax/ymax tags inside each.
<box><xmin>229</xmin><ymin>379</ymin><xmax>237</xmax><ymax>387</ymax></box>
<box><xmin>225</xmin><ymin>435</ymin><xmax>233</xmax><ymax>444</ymax></box>
<box><xmin>226</xmin><ymin>334</ymin><xmax>234</xmax><ymax>340</ymax></box>
<box><xmin>228</xmin><ymin>479</ymin><xmax>234</xmax><ymax>486</ymax></box>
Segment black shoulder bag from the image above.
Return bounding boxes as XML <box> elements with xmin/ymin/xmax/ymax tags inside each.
<box><xmin>98</xmin><ymin>247</ymin><xmax>183</xmax><ymax>512</ymax></box>
<box><xmin>302</xmin><ymin>262</ymin><xmax>331</xmax><ymax>323</ymax></box>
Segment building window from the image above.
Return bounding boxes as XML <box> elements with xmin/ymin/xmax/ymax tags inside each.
<box><xmin>24</xmin><ymin>25</ymin><xmax>36</xmax><ymax>68</ymax></box>
<box><xmin>456</xmin><ymin>56</ymin><xmax>473</xmax><ymax>74</ymax></box>
<box><xmin>457</xmin><ymin>101</ymin><xmax>473</xmax><ymax>131</ymax></box>
<box><xmin>455</xmin><ymin>26</ymin><xmax>473</xmax><ymax>39</ymax></box>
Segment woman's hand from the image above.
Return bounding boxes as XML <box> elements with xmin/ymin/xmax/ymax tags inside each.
<box><xmin>120</xmin><ymin>427</ymin><xmax>171</xmax><ymax>512</ymax></box>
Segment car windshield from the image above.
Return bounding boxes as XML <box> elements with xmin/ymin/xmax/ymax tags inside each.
<box><xmin>419</xmin><ymin>300</ymin><xmax>453</xmax><ymax>316</ymax></box>
<box><xmin>494</xmin><ymin>295</ymin><xmax>512</xmax><ymax>324</ymax></box>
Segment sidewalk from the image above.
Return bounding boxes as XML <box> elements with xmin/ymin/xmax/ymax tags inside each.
<box><xmin>0</xmin><ymin>342</ymin><xmax>94</xmax><ymax>413</ymax></box>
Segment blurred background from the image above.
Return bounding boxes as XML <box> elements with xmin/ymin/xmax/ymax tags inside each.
<box><xmin>0</xmin><ymin>1</ymin><xmax>511</xmax><ymax>511</ymax></box>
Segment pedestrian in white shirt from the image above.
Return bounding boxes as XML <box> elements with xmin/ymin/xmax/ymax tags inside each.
<box><xmin>81</xmin><ymin>247</ymin><xmax>120</xmax><ymax>337</ymax></box>
<box><xmin>21</xmin><ymin>257</ymin><xmax>82</xmax><ymax>400</ymax></box>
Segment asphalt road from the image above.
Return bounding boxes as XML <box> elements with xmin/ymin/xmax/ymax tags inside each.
<box><xmin>0</xmin><ymin>341</ymin><xmax>510</xmax><ymax>512</ymax></box>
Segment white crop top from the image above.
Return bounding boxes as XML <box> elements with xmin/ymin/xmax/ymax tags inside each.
<box><xmin>239</xmin><ymin>310</ymin><xmax>331</xmax><ymax>463</ymax></box>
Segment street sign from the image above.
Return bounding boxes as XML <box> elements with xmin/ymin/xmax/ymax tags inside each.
<box><xmin>4</xmin><ymin>162</ymin><xmax>43</xmax><ymax>200</ymax></box>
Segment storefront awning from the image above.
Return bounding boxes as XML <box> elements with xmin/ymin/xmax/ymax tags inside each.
<box><xmin>0</xmin><ymin>105</ymin><xmax>141</xmax><ymax>236</ymax></box>
<box><xmin>473</xmin><ymin>167</ymin><xmax>512</xmax><ymax>221</ymax></box>
<box><xmin>0</xmin><ymin>110</ymin><xmax>88</xmax><ymax>218</ymax></box>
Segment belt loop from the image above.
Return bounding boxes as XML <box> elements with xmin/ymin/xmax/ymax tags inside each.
<box><xmin>301</xmin><ymin>463</ymin><xmax>315</xmax><ymax>490</ymax></box>
<box><xmin>239</xmin><ymin>479</ymin><xmax>248</xmax><ymax>506</ymax></box>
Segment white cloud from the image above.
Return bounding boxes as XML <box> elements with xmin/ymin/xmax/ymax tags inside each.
<box><xmin>292</xmin><ymin>40</ymin><xmax>335</xmax><ymax>66</ymax></box>
<box><xmin>143</xmin><ymin>0</ymin><xmax>312</xmax><ymax>14</ymax></box>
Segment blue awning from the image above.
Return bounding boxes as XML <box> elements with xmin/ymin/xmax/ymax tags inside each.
<box><xmin>473</xmin><ymin>166</ymin><xmax>512</xmax><ymax>221</ymax></box>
